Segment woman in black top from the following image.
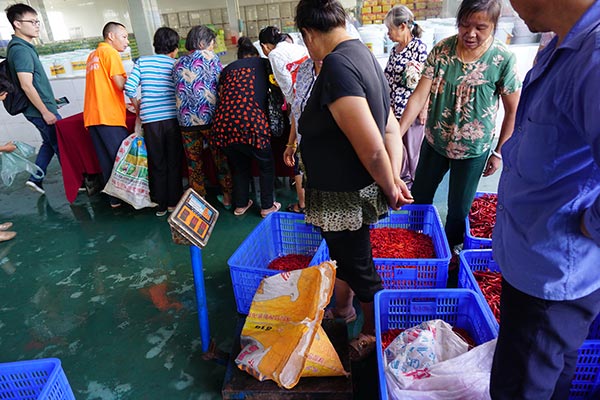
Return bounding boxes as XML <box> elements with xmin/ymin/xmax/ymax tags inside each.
<box><xmin>212</xmin><ymin>37</ymin><xmax>279</xmax><ymax>217</ymax></box>
<box><xmin>296</xmin><ymin>0</ymin><xmax>413</xmax><ymax>361</ymax></box>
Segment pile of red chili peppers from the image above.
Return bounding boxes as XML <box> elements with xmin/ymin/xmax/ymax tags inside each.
<box><xmin>268</xmin><ymin>254</ymin><xmax>313</xmax><ymax>271</ymax></box>
<box><xmin>381</xmin><ymin>327</ymin><xmax>476</xmax><ymax>350</ymax></box>
<box><xmin>371</xmin><ymin>228</ymin><xmax>435</xmax><ymax>258</ymax></box>
<box><xmin>468</xmin><ymin>194</ymin><xmax>498</xmax><ymax>238</ymax></box>
<box><xmin>473</xmin><ymin>270</ymin><xmax>502</xmax><ymax>322</ymax></box>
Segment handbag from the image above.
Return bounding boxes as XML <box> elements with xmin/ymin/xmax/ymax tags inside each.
<box><xmin>266</xmin><ymin>65</ymin><xmax>287</xmax><ymax>138</ymax></box>
<box><xmin>0</xmin><ymin>141</ymin><xmax>44</xmax><ymax>186</ymax></box>
<box><xmin>102</xmin><ymin>133</ymin><xmax>157</xmax><ymax>210</ymax></box>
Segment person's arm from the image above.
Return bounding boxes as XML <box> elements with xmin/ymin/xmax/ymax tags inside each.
<box><xmin>329</xmin><ymin>96</ymin><xmax>413</xmax><ymax>209</ymax></box>
<box><xmin>0</xmin><ymin>142</ymin><xmax>16</xmax><ymax>153</ymax></box>
<box><xmin>112</xmin><ymin>74</ymin><xmax>126</xmax><ymax>91</ymax></box>
<box><xmin>17</xmin><ymin>72</ymin><xmax>56</xmax><ymax>125</ymax></box>
<box><xmin>398</xmin><ymin>77</ymin><xmax>432</xmax><ymax>135</ymax></box>
<box><xmin>284</xmin><ymin>115</ymin><xmax>298</xmax><ymax>167</ymax></box>
<box><xmin>124</xmin><ymin>62</ymin><xmax>141</xmax><ymax>100</ymax></box>
<box><xmin>482</xmin><ymin>90</ymin><xmax>520</xmax><ymax>177</ymax></box>
<box><xmin>384</xmin><ymin>109</ymin><xmax>414</xmax><ymax>204</ymax></box>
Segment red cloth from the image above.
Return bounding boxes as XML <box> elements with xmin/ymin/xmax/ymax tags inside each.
<box><xmin>56</xmin><ymin>111</ymin><xmax>136</xmax><ymax>203</ymax></box>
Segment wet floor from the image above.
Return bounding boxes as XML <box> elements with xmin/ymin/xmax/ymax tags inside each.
<box><xmin>0</xmin><ymin>159</ymin><xmax>499</xmax><ymax>399</ymax></box>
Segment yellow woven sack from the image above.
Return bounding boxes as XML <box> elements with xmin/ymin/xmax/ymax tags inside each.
<box><xmin>235</xmin><ymin>261</ymin><xmax>348</xmax><ymax>389</ymax></box>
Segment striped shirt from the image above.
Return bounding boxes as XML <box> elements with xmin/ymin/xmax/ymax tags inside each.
<box><xmin>124</xmin><ymin>54</ymin><xmax>177</xmax><ymax>123</ymax></box>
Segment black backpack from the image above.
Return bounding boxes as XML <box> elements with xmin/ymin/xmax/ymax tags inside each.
<box><xmin>0</xmin><ymin>43</ymin><xmax>30</xmax><ymax>116</ymax></box>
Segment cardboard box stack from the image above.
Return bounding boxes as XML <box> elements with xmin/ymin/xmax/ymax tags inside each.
<box><xmin>361</xmin><ymin>0</ymin><xmax>443</xmax><ymax>24</ymax></box>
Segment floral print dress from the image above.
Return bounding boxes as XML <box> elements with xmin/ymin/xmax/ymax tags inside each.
<box><xmin>384</xmin><ymin>36</ymin><xmax>428</xmax><ymax>119</ymax></box>
<box><xmin>422</xmin><ymin>35</ymin><xmax>521</xmax><ymax>159</ymax></box>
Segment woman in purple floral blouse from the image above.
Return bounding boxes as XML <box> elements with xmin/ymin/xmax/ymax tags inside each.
<box><xmin>173</xmin><ymin>25</ymin><xmax>232</xmax><ymax>207</ymax></box>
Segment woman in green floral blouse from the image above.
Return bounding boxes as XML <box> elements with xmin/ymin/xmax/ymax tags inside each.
<box><xmin>398</xmin><ymin>0</ymin><xmax>521</xmax><ymax>255</ymax></box>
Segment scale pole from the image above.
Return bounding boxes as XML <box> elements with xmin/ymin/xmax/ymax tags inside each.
<box><xmin>190</xmin><ymin>245</ymin><xmax>210</xmax><ymax>353</ymax></box>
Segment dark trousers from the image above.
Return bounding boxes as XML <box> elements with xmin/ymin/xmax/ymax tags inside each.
<box><xmin>490</xmin><ymin>279</ymin><xmax>600</xmax><ymax>400</ymax></box>
<box><xmin>88</xmin><ymin>125</ymin><xmax>129</xmax><ymax>205</ymax></box>
<box><xmin>25</xmin><ymin>113</ymin><xmax>61</xmax><ymax>183</ymax></box>
<box><xmin>224</xmin><ymin>143</ymin><xmax>274</xmax><ymax>209</ymax></box>
<box><xmin>143</xmin><ymin>119</ymin><xmax>184</xmax><ymax>210</ymax></box>
<box><xmin>321</xmin><ymin>225</ymin><xmax>382</xmax><ymax>303</ymax></box>
<box><xmin>411</xmin><ymin>141</ymin><xmax>489</xmax><ymax>247</ymax></box>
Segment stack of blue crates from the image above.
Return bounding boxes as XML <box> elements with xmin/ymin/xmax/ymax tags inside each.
<box><xmin>458</xmin><ymin>249</ymin><xmax>600</xmax><ymax>399</ymax></box>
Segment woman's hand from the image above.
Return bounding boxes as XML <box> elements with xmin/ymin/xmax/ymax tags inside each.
<box><xmin>283</xmin><ymin>146</ymin><xmax>296</xmax><ymax>167</ymax></box>
<box><xmin>385</xmin><ymin>178</ymin><xmax>414</xmax><ymax>210</ymax></box>
<box><xmin>1</xmin><ymin>142</ymin><xmax>16</xmax><ymax>153</ymax></box>
<box><xmin>483</xmin><ymin>154</ymin><xmax>502</xmax><ymax>177</ymax></box>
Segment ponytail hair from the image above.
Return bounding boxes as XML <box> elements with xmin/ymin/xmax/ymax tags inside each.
<box><xmin>237</xmin><ymin>36</ymin><xmax>259</xmax><ymax>59</ymax></box>
<box><xmin>384</xmin><ymin>5</ymin><xmax>422</xmax><ymax>38</ymax></box>
<box><xmin>258</xmin><ymin>26</ymin><xmax>284</xmax><ymax>45</ymax></box>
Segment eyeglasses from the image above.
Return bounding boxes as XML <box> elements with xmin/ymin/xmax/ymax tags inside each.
<box><xmin>17</xmin><ymin>19</ymin><xmax>41</xmax><ymax>26</ymax></box>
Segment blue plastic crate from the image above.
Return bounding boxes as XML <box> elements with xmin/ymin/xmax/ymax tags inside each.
<box><xmin>458</xmin><ymin>249</ymin><xmax>600</xmax><ymax>399</ymax></box>
<box><xmin>227</xmin><ymin>212</ymin><xmax>324</xmax><ymax>314</ymax></box>
<box><xmin>463</xmin><ymin>191</ymin><xmax>496</xmax><ymax>250</ymax></box>
<box><xmin>0</xmin><ymin>358</ymin><xmax>75</xmax><ymax>400</ymax></box>
<box><xmin>375</xmin><ymin>289</ymin><xmax>498</xmax><ymax>400</ymax></box>
<box><xmin>312</xmin><ymin>205</ymin><xmax>451</xmax><ymax>289</ymax></box>
<box><xmin>457</xmin><ymin>249</ymin><xmax>501</xmax><ymax>330</ymax></box>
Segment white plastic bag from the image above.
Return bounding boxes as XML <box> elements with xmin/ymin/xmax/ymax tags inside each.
<box><xmin>102</xmin><ymin>133</ymin><xmax>157</xmax><ymax>209</ymax></box>
<box><xmin>386</xmin><ymin>338</ymin><xmax>497</xmax><ymax>400</ymax></box>
<box><xmin>0</xmin><ymin>141</ymin><xmax>44</xmax><ymax>186</ymax></box>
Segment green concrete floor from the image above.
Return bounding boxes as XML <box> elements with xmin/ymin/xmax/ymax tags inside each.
<box><xmin>0</xmin><ymin>159</ymin><xmax>499</xmax><ymax>399</ymax></box>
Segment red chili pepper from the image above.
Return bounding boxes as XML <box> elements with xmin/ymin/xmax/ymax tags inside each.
<box><xmin>473</xmin><ymin>269</ymin><xmax>502</xmax><ymax>322</ymax></box>
<box><xmin>468</xmin><ymin>194</ymin><xmax>498</xmax><ymax>239</ymax></box>
<box><xmin>370</xmin><ymin>228</ymin><xmax>435</xmax><ymax>259</ymax></box>
<box><xmin>268</xmin><ymin>254</ymin><xmax>313</xmax><ymax>271</ymax></box>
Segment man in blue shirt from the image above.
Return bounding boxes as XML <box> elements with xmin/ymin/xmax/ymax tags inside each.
<box><xmin>491</xmin><ymin>0</ymin><xmax>600</xmax><ymax>398</ymax></box>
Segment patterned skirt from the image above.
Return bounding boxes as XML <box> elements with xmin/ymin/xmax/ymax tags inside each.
<box><xmin>304</xmin><ymin>182</ymin><xmax>388</xmax><ymax>232</ymax></box>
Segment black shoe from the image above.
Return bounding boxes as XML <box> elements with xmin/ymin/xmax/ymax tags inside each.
<box><xmin>25</xmin><ymin>180</ymin><xmax>45</xmax><ymax>195</ymax></box>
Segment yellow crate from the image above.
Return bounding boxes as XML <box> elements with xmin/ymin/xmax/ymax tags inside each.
<box><xmin>380</xmin><ymin>0</ymin><xmax>393</xmax><ymax>5</ymax></box>
<box><xmin>374</xmin><ymin>19</ymin><xmax>383</xmax><ymax>24</ymax></box>
<box><xmin>376</xmin><ymin>12</ymin><xmax>387</xmax><ymax>20</ymax></box>
<box><xmin>361</xmin><ymin>6</ymin><xmax>372</xmax><ymax>13</ymax></box>
<box><xmin>372</xmin><ymin>5</ymin><xmax>382</xmax><ymax>12</ymax></box>
<box><xmin>382</xmin><ymin>5</ymin><xmax>392</xmax><ymax>12</ymax></box>
<box><xmin>363</xmin><ymin>0</ymin><xmax>378</xmax><ymax>6</ymax></box>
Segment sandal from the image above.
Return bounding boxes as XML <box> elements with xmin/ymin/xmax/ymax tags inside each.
<box><xmin>349</xmin><ymin>333</ymin><xmax>376</xmax><ymax>362</ymax></box>
<box><xmin>234</xmin><ymin>199</ymin><xmax>253</xmax><ymax>216</ymax></box>
<box><xmin>260</xmin><ymin>202</ymin><xmax>281</xmax><ymax>218</ymax></box>
<box><xmin>286</xmin><ymin>203</ymin><xmax>305</xmax><ymax>214</ymax></box>
<box><xmin>323</xmin><ymin>307</ymin><xmax>357</xmax><ymax>324</ymax></box>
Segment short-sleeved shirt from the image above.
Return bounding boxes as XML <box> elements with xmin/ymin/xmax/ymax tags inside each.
<box><xmin>172</xmin><ymin>50</ymin><xmax>222</xmax><ymax>128</ymax></box>
<box><xmin>384</xmin><ymin>36</ymin><xmax>428</xmax><ymax>119</ymax></box>
<box><xmin>212</xmin><ymin>57</ymin><xmax>271</xmax><ymax>150</ymax></box>
<box><xmin>7</xmin><ymin>36</ymin><xmax>57</xmax><ymax>117</ymax></box>
<box><xmin>84</xmin><ymin>42</ymin><xmax>127</xmax><ymax>128</ymax></box>
<box><xmin>300</xmin><ymin>39</ymin><xmax>391</xmax><ymax>192</ymax></box>
<box><xmin>124</xmin><ymin>54</ymin><xmax>177</xmax><ymax>124</ymax></box>
<box><xmin>422</xmin><ymin>35</ymin><xmax>521</xmax><ymax>159</ymax></box>
<box><xmin>299</xmin><ymin>39</ymin><xmax>390</xmax><ymax>231</ymax></box>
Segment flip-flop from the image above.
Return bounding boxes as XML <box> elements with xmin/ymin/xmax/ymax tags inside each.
<box><xmin>234</xmin><ymin>199</ymin><xmax>253</xmax><ymax>216</ymax></box>
<box><xmin>286</xmin><ymin>203</ymin><xmax>305</xmax><ymax>214</ymax></box>
<box><xmin>323</xmin><ymin>307</ymin><xmax>357</xmax><ymax>324</ymax></box>
<box><xmin>349</xmin><ymin>333</ymin><xmax>376</xmax><ymax>362</ymax></box>
<box><xmin>260</xmin><ymin>201</ymin><xmax>281</xmax><ymax>218</ymax></box>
